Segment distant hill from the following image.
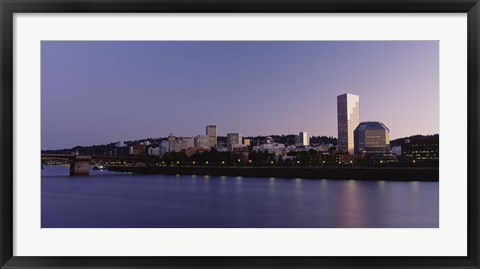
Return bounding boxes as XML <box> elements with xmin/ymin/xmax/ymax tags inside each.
<box><xmin>242</xmin><ymin>135</ymin><xmax>337</xmax><ymax>146</ymax></box>
<box><xmin>390</xmin><ymin>134</ymin><xmax>439</xmax><ymax>147</ymax></box>
<box><xmin>42</xmin><ymin>134</ymin><xmax>437</xmax><ymax>155</ymax></box>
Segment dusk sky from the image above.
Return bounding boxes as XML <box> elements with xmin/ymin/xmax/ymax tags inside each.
<box><xmin>41</xmin><ymin>41</ymin><xmax>439</xmax><ymax>150</ymax></box>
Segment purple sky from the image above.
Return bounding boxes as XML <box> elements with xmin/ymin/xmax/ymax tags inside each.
<box><xmin>41</xmin><ymin>41</ymin><xmax>439</xmax><ymax>150</ymax></box>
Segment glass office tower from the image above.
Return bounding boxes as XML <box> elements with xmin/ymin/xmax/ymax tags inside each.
<box><xmin>354</xmin><ymin>121</ymin><xmax>390</xmax><ymax>156</ymax></box>
<box><xmin>337</xmin><ymin>93</ymin><xmax>360</xmax><ymax>154</ymax></box>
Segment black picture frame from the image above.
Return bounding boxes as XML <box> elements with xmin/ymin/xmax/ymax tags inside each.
<box><xmin>1</xmin><ymin>0</ymin><xmax>479</xmax><ymax>268</ymax></box>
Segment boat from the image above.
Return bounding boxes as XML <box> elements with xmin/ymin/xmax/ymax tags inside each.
<box><xmin>93</xmin><ymin>165</ymin><xmax>106</xmax><ymax>170</ymax></box>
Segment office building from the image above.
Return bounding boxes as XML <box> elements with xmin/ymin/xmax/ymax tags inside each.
<box><xmin>206</xmin><ymin>125</ymin><xmax>217</xmax><ymax>149</ymax></box>
<box><xmin>390</xmin><ymin>146</ymin><xmax>402</xmax><ymax>156</ymax></box>
<box><xmin>354</xmin><ymin>121</ymin><xmax>390</xmax><ymax>156</ymax></box>
<box><xmin>296</xmin><ymin>131</ymin><xmax>310</xmax><ymax>146</ymax></box>
<box><xmin>227</xmin><ymin>133</ymin><xmax>243</xmax><ymax>151</ymax></box>
<box><xmin>337</xmin><ymin>93</ymin><xmax>360</xmax><ymax>154</ymax></box>
<box><xmin>194</xmin><ymin>135</ymin><xmax>210</xmax><ymax>149</ymax></box>
<box><xmin>160</xmin><ymin>135</ymin><xmax>194</xmax><ymax>157</ymax></box>
<box><xmin>148</xmin><ymin>147</ymin><xmax>160</xmax><ymax>156</ymax></box>
<box><xmin>402</xmin><ymin>136</ymin><xmax>439</xmax><ymax>161</ymax></box>
<box><xmin>129</xmin><ymin>144</ymin><xmax>145</xmax><ymax>155</ymax></box>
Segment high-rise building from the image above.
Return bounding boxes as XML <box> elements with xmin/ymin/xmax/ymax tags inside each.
<box><xmin>227</xmin><ymin>133</ymin><xmax>243</xmax><ymax>151</ymax></box>
<box><xmin>337</xmin><ymin>93</ymin><xmax>360</xmax><ymax>154</ymax></box>
<box><xmin>354</xmin><ymin>121</ymin><xmax>390</xmax><ymax>156</ymax></box>
<box><xmin>206</xmin><ymin>125</ymin><xmax>217</xmax><ymax>149</ymax></box>
<box><xmin>296</xmin><ymin>131</ymin><xmax>309</xmax><ymax>146</ymax></box>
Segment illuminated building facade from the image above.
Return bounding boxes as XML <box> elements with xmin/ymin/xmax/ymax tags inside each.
<box><xmin>296</xmin><ymin>131</ymin><xmax>310</xmax><ymax>146</ymax></box>
<box><xmin>206</xmin><ymin>125</ymin><xmax>217</xmax><ymax>149</ymax></box>
<box><xmin>354</xmin><ymin>121</ymin><xmax>390</xmax><ymax>156</ymax></box>
<box><xmin>337</xmin><ymin>93</ymin><xmax>360</xmax><ymax>154</ymax></box>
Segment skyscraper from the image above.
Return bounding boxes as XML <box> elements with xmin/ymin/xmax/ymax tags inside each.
<box><xmin>206</xmin><ymin>125</ymin><xmax>217</xmax><ymax>149</ymax></box>
<box><xmin>337</xmin><ymin>93</ymin><xmax>360</xmax><ymax>154</ymax></box>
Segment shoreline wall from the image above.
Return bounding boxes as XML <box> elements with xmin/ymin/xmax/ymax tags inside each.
<box><xmin>106</xmin><ymin>166</ymin><xmax>439</xmax><ymax>181</ymax></box>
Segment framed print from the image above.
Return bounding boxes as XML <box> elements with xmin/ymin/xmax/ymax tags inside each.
<box><xmin>1</xmin><ymin>0</ymin><xmax>479</xmax><ymax>268</ymax></box>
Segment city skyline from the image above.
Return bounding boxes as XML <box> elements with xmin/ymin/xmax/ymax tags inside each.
<box><xmin>42</xmin><ymin>41</ymin><xmax>439</xmax><ymax>150</ymax></box>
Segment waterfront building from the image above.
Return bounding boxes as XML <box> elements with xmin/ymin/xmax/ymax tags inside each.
<box><xmin>160</xmin><ymin>135</ymin><xmax>194</xmax><ymax>156</ymax></box>
<box><xmin>227</xmin><ymin>133</ymin><xmax>243</xmax><ymax>151</ymax></box>
<box><xmin>391</xmin><ymin>146</ymin><xmax>402</xmax><ymax>156</ymax></box>
<box><xmin>185</xmin><ymin>146</ymin><xmax>209</xmax><ymax>157</ymax></box>
<box><xmin>294</xmin><ymin>146</ymin><xmax>315</xmax><ymax>152</ymax></box>
<box><xmin>286</xmin><ymin>145</ymin><xmax>297</xmax><ymax>151</ymax></box>
<box><xmin>206</xmin><ymin>125</ymin><xmax>217</xmax><ymax>149</ymax></box>
<box><xmin>233</xmin><ymin>150</ymin><xmax>250</xmax><ymax>162</ymax></box>
<box><xmin>402</xmin><ymin>137</ymin><xmax>439</xmax><ymax>161</ymax></box>
<box><xmin>179</xmin><ymin>137</ymin><xmax>194</xmax><ymax>149</ymax></box>
<box><xmin>129</xmin><ymin>144</ymin><xmax>145</xmax><ymax>155</ymax></box>
<box><xmin>253</xmin><ymin>142</ymin><xmax>286</xmax><ymax>156</ymax></box>
<box><xmin>337</xmin><ymin>93</ymin><xmax>360</xmax><ymax>154</ymax></box>
<box><xmin>194</xmin><ymin>135</ymin><xmax>210</xmax><ymax>149</ymax></box>
<box><xmin>335</xmin><ymin>153</ymin><xmax>355</xmax><ymax>164</ymax></box>
<box><xmin>316</xmin><ymin>144</ymin><xmax>332</xmax><ymax>152</ymax></box>
<box><xmin>148</xmin><ymin>147</ymin><xmax>160</xmax><ymax>156</ymax></box>
<box><xmin>160</xmin><ymin>140</ymin><xmax>172</xmax><ymax>157</ymax></box>
<box><xmin>354</xmin><ymin>121</ymin><xmax>390</xmax><ymax>156</ymax></box>
<box><xmin>296</xmin><ymin>131</ymin><xmax>310</xmax><ymax>146</ymax></box>
<box><xmin>160</xmin><ymin>134</ymin><xmax>177</xmax><ymax>157</ymax></box>
<box><xmin>216</xmin><ymin>141</ymin><xmax>227</xmax><ymax>152</ymax></box>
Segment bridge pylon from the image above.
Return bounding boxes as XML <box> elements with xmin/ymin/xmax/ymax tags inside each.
<box><xmin>70</xmin><ymin>156</ymin><xmax>92</xmax><ymax>176</ymax></box>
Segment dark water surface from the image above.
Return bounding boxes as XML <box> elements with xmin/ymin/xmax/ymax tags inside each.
<box><xmin>41</xmin><ymin>166</ymin><xmax>439</xmax><ymax>228</ymax></box>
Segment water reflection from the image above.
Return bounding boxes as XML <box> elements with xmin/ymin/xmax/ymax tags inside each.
<box><xmin>340</xmin><ymin>180</ymin><xmax>366</xmax><ymax>227</ymax></box>
<box><xmin>269</xmin><ymin>177</ymin><xmax>276</xmax><ymax>195</ymax></box>
<box><xmin>378</xmin><ymin>180</ymin><xmax>386</xmax><ymax>193</ymax></box>
<box><xmin>203</xmin><ymin>175</ymin><xmax>210</xmax><ymax>192</ymax></box>
<box><xmin>411</xmin><ymin>181</ymin><xmax>420</xmax><ymax>193</ymax></box>
<box><xmin>294</xmin><ymin>178</ymin><xmax>302</xmax><ymax>196</ymax></box>
<box><xmin>235</xmin><ymin>176</ymin><xmax>243</xmax><ymax>194</ymax></box>
<box><xmin>41</xmin><ymin>166</ymin><xmax>439</xmax><ymax>228</ymax></box>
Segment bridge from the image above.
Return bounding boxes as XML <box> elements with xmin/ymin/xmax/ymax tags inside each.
<box><xmin>41</xmin><ymin>154</ymin><xmax>160</xmax><ymax>176</ymax></box>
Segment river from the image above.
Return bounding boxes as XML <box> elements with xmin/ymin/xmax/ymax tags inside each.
<box><xmin>41</xmin><ymin>166</ymin><xmax>439</xmax><ymax>228</ymax></box>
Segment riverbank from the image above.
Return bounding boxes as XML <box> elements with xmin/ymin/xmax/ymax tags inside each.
<box><xmin>106</xmin><ymin>166</ymin><xmax>439</xmax><ymax>181</ymax></box>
